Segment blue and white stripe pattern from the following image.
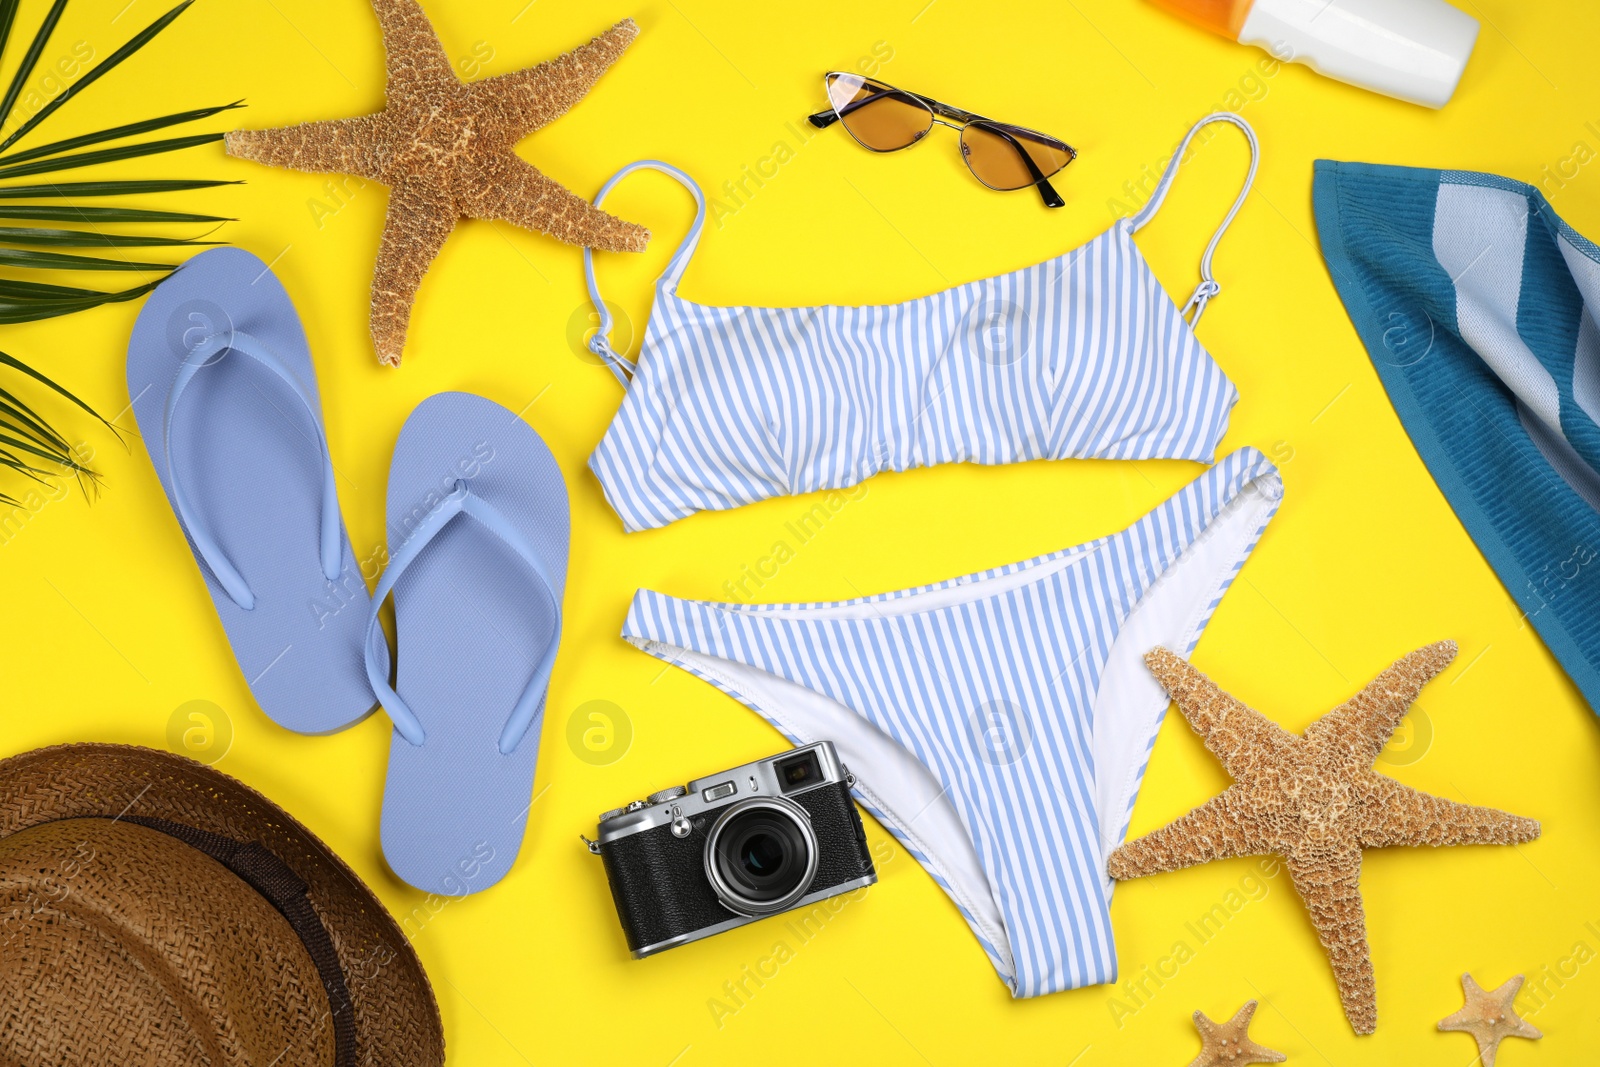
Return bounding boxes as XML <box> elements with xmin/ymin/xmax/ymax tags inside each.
<box><xmin>1316</xmin><ymin>162</ymin><xmax>1600</xmax><ymax>712</ymax></box>
<box><xmin>586</xmin><ymin>115</ymin><xmax>1260</xmax><ymax>532</ymax></box>
<box><xmin>622</xmin><ymin>448</ymin><xmax>1284</xmax><ymax>996</ymax></box>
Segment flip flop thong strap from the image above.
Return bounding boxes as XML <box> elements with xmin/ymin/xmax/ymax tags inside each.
<box><xmin>365</xmin><ymin>480</ymin><xmax>562</xmax><ymax>755</ymax></box>
<box><xmin>162</xmin><ymin>330</ymin><xmax>344</xmax><ymax>611</ymax></box>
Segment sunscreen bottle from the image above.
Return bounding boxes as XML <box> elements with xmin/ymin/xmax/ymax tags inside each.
<box><xmin>1148</xmin><ymin>0</ymin><xmax>1479</xmax><ymax>108</ymax></box>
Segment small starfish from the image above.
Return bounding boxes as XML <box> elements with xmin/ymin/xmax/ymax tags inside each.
<box><xmin>1188</xmin><ymin>1001</ymin><xmax>1286</xmax><ymax>1067</ymax></box>
<box><xmin>226</xmin><ymin>0</ymin><xmax>650</xmax><ymax>366</ymax></box>
<box><xmin>1108</xmin><ymin>642</ymin><xmax>1540</xmax><ymax>1034</ymax></box>
<box><xmin>1438</xmin><ymin>973</ymin><xmax>1542</xmax><ymax>1067</ymax></box>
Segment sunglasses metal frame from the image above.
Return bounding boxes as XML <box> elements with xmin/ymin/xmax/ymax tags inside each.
<box><xmin>808</xmin><ymin>73</ymin><xmax>1076</xmax><ymax>209</ymax></box>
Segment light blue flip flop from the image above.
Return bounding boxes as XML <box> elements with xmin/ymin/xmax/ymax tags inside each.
<box><xmin>128</xmin><ymin>246</ymin><xmax>382</xmax><ymax>735</ymax></box>
<box><xmin>367</xmin><ymin>392</ymin><xmax>569</xmax><ymax>894</ymax></box>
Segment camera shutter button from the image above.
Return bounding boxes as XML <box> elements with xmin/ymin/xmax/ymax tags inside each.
<box><xmin>648</xmin><ymin>786</ymin><xmax>688</xmax><ymax>804</ymax></box>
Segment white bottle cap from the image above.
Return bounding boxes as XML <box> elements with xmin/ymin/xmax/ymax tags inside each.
<box><xmin>1239</xmin><ymin>0</ymin><xmax>1479</xmax><ymax>108</ymax></box>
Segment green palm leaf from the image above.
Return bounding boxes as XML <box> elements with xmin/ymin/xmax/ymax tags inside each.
<box><xmin>0</xmin><ymin>225</ymin><xmax>218</xmax><ymax>247</ymax></box>
<box><xmin>0</xmin><ymin>385</ymin><xmax>71</xmax><ymax>450</ymax></box>
<box><xmin>0</xmin><ymin>132</ymin><xmax>223</xmax><ymax>180</ymax></box>
<box><xmin>0</xmin><ymin>101</ymin><xmax>242</xmax><ymax>167</ymax></box>
<box><xmin>0</xmin><ymin>351</ymin><xmax>113</xmax><ymax>431</ymax></box>
<box><xmin>0</xmin><ymin>0</ymin><xmax>20</xmax><ymax>75</ymax></box>
<box><xmin>0</xmin><ymin>447</ymin><xmax>54</xmax><ymax>480</ymax></box>
<box><xmin>0</xmin><ymin>0</ymin><xmax>66</xmax><ymax>143</ymax></box>
<box><xmin>0</xmin><ymin>0</ymin><xmax>196</xmax><ymax>153</ymax></box>
<box><xmin>0</xmin><ymin>428</ymin><xmax>88</xmax><ymax>471</ymax></box>
<box><xmin>0</xmin><ymin>178</ymin><xmax>238</xmax><ymax>199</ymax></box>
<box><xmin>0</xmin><ymin>247</ymin><xmax>174</xmax><ymax>272</ymax></box>
<box><xmin>0</xmin><ymin>0</ymin><xmax>234</xmax><ymax>498</ymax></box>
<box><xmin>0</xmin><ymin>204</ymin><xmax>231</xmax><ymax>223</ymax></box>
<box><xmin>0</xmin><ymin>278</ymin><xmax>166</xmax><ymax>323</ymax></box>
<box><xmin>0</xmin><ymin>277</ymin><xmax>114</xmax><ymax>298</ymax></box>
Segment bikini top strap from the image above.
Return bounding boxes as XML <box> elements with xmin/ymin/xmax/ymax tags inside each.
<box><xmin>1128</xmin><ymin>112</ymin><xmax>1259</xmax><ymax>327</ymax></box>
<box><xmin>584</xmin><ymin>160</ymin><xmax>707</xmax><ymax>387</ymax></box>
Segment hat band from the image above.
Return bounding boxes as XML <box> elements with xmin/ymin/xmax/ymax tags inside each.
<box><xmin>100</xmin><ymin>816</ymin><xmax>358</xmax><ymax>1066</ymax></box>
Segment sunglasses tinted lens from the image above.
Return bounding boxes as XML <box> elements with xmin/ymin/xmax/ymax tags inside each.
<box><xmin>825</xmin><ymin>73</ymin><xmax>933</xmax><ymax>152</ymax></box>
<box><xmin>960</xmin><ymin>121</ymin><xmax>1075</xmax><ymax>191</ymax></box>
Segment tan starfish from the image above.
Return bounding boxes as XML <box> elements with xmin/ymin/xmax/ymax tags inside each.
<box><xmin>1107</xmin><ymin>642</ymin><xmax>1540</xmax><ymax>1035</ymax></box>
<box><xmin>1438</xmin><ymin>973</ymin><xmax>1542</xmax><ymax>1066</ymax></box>
<box><xmin>226</xmin><ymin>0</ymin><xmax>650</xmax><ymax>366</ymax></box>
<box><xmin>1188</xmin><ymin>1001</ymin><xmax>1286</xmax><ymax>1067</ymax></box>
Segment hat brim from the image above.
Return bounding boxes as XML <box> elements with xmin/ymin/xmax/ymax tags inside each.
<box><xmin>0</xmin><ymin>743</ymin><xmax>444</xmax><ymax>1066</ymax></box>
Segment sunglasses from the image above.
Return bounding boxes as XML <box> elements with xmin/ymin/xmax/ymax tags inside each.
<box><xmin>807</xmin><ymin>73</ymin><xmax>1077</xmax><ymax>209</ymax></box>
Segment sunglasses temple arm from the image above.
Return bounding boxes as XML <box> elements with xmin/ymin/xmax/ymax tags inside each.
<box><xmin>810</xmin><ymin>87</ymin><xmax>906</xmax><ymax>129</ymax></box>
<box><xmin>986</xmin><ymin>123</ymin><xmax>1066</xmax><ymax>209</ymax></box>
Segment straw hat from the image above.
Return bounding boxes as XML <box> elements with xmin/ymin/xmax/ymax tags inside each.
<box><xmin>0</xmin><ymin>743</ymin><xmax>444</xmax><ymax>1065</ymax></box>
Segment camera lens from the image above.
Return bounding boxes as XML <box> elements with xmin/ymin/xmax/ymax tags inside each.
<box><xmin>725</xmin><ymin>817</ymin><xmax>804</xmax><ymax>897</ymax></box>
<box><xmin>741</xmin><ymin>832</ymin><xmax>785</xmax><ymax>875</ymax></box>
<box><xmin>704</xmin><ymin>799</ymin><xmax>818</xmax><ymax>916</ymax></box>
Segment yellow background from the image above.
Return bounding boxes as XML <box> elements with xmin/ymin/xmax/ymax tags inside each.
<box><xmin>3</xmin><ymin>0</ymin><xmax>1598</xmax><ymax>1062</ymax></box>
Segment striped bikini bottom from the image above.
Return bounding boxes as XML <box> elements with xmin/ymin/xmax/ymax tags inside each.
<box><xmin>621</xmin><ymin>448</ymin><xmax>1283</xmax><ymax>997</ymax></box>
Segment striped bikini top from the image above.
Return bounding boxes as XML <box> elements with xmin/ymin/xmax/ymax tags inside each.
<box><xmin>585</xmin><ymin>113</ymin><xmax>1259</xmax><ymax>532</ymax></box>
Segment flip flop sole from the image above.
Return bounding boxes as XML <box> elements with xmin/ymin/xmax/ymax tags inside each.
<box><xmin>127</xmin><ymin>247</ymin><xmax>379</xmax><ymax>735</ymax></box>
<box><xmin>379</xmin><ymin>392</ymin><xmax>569</xmax><ymax>894</ymax></box>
